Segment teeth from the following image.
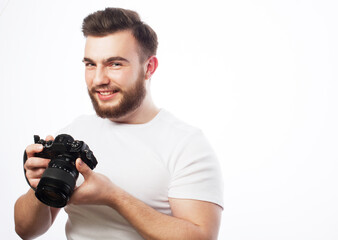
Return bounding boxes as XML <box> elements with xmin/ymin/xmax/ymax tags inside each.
<box><xmin>100</xmin><ymin>91</ymin><xmax>113</xmax><ymax>96</ymax></box>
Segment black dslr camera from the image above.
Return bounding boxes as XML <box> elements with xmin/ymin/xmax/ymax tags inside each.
<box><xmin>23</xmin><ymin>134</ymin><xmax>98</xmax><ymax>208</ymax></box>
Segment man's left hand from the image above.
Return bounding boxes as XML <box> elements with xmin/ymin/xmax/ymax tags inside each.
<box><xmin>68</xmin><ymin>158</ymin><xmax>116</xmax><ymax>206</ymax></box>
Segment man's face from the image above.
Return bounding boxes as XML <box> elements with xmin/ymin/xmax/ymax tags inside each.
<box><xmin>83</xmin><ymin>31</ymin><xmax>146</xmax><ymax>120</ymax></box>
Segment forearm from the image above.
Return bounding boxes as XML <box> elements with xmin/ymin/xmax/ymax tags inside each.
<box><xmin>14</xmin><ymin>188</ymin><xmax>58</xmax><ymax>239</ymax></box>
<box><xmin>108</xmin><ymin>188</ymin><xmax>211</xmax><ymax>240</ymax></box>
<box><xmin>70</xmin><ymin>160</ymin><xmax>221</xmax><ymax>239</ymax></box>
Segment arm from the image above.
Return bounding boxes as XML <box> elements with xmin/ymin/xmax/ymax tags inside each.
<box><xmin>110</xmin><ymin>192</ymin><xmax>222</xmax><ymax>240</ymax></box>
<box><xmin>14</xmin><ymin>189</ymin><xmax>60</xmax><ymax>239</ymax></box>
<box><xmin>14</xmin><ymin>136</ymin><xmax>60</xmax><ymax>239</ymax></box>
<box><xmin>69</xmin><ymin>159</ymin><xmax>222</xmax><ymax>240</ymax></box>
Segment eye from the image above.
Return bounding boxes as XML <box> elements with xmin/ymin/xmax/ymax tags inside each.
<box><xmin>84</xmin><ymin>62</ymin><xmax>96</xmax><ymax>68</ymax></box>
<box><xmin>109</xmin><ymin>62</ymin><xmax>123</xmax><ymax>68</ymax></box>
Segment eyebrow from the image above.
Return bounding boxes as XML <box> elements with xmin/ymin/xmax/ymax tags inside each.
<box><xmin>82</xmin><ymin>56</ymin><xmax>130</xmax><ymax>64</ymax></box>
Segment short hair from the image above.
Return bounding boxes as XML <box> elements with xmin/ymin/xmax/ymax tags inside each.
<box><xmin>82</xmin><ymin>8</ymin><xmax>158</xmax><ymax>61</ymax></box>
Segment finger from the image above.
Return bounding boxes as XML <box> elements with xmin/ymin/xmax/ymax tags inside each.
<box><xmin>25</xmin><ymin>144</ymin><xmax>44</xmax><ymax>158</ymax></box>
<box><xmin>24</xmin><ymin>157</ymin><xmax>50</xmax><ymax>170</ymax></box>
<box><xmin>28</xmin><ymin>178</ymin><xmax>41</xmax><ymax>189</ymax></box>
<box><xmin>76</xmin><ymin>158</ymin><xmax>92</xmax><ymax>179</ymax></box>
<box><xmin>45</xmin><ymin>135</ymin><xmax>54</xmax><ymax>141</ymax></box>
<box><xmin>25</xmin><ymin>168</ymin><xmax>46</xmax><ymax>179</ymax></box>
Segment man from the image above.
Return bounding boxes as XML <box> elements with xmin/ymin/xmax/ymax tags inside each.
<box><xmin>15</xmin><ymin>8</ymin><xmax>224</xmax><ymax>240</ymax></box>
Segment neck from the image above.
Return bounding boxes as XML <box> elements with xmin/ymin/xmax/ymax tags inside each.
<box><xmin>109</xmin><ymin>93</ymin><xmax>159</xmax><ymax>124</ymax></box>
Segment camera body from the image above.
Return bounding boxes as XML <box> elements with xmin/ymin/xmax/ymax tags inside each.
<box><xmin>23</xmin><ymin>134</ymin><xmax>98</xmax><ymax>208</ymax></box>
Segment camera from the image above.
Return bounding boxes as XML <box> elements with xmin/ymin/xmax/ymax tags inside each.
<box><xmin>23</xmin><ymin>134</ymin><xmax>98</xmax><ymax>208</ymax></box>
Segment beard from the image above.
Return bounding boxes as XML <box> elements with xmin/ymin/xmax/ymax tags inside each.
<box><xmin>88</xmin><ymin>70</ymin><xmax>146</xmax><ymax>119</ymax></box>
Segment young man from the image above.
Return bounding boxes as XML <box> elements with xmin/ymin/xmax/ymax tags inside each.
<box><xmin>15</xmin><ymin>8</ymin><xmax>224</xmax><ymax>240</ymax></box>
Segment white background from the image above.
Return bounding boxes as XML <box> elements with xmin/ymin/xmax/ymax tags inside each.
<box><xmin>1</xmin><ymin>0</ymin><xmax>338</xmax><ymax>239</ymax></box>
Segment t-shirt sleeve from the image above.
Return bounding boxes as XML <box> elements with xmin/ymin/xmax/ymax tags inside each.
<box><xmin>168</xmin><ymin>130</ymin><xmax>224</xmax><ymax>208</ymax></box>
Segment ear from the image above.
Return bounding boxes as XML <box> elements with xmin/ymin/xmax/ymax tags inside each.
<box><xmin>145</xmin><ymin>56</ymin><xmax>158</xmax><ymax>80</ymax></box>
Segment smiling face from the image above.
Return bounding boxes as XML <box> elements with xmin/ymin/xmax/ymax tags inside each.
<box><xmin>83</xmin><ymin>31</ymin><xmax>147</xmax><ymax>120</ymax></box>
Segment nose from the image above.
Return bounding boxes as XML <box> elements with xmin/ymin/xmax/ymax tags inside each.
<box><xmin>93</xmin><ymin>66</ymin><xmax>110</xmax><ymax>86</ymax></box>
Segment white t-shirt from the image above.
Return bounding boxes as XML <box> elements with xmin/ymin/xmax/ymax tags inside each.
<box><xmin>60</xmin><ymin>109</ymin><xmax>224</xmax><ymax>240</ymax></box>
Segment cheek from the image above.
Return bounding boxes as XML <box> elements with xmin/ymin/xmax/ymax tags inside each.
<box><xmin>85</xmin><ymin>70</ymin><xmax>94</xmax><ymax>86</ymax></box>
<box><xmin>107</xmin><ymin>70</ymin><xmax>136</xmax><ymax>87</ymax></box>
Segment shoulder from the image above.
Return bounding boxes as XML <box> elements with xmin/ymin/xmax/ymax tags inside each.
<box><xmin>155</xmin><ymin>110</ymin><xmax>215</xmax><ymax>163</ymax></box>
<box><xmin>154</xmin><ymin>109</ymin><xmax>201</xmax><ymax>139</ymax></box>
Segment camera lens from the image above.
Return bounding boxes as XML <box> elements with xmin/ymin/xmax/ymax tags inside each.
<box><xmin>36</xmin><ymin>185</ymin><xmax>68</xmax><ymax>208</ymax></box>
<box><xmin>35</xmin><ymin>156</ymin><xmax>79</xmax><ymax>208</ymax></box>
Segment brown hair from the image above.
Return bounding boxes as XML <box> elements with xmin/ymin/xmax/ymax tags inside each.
<box><xmin>82</xmin><ymin>8</ymin><xmax>158</xmax><ymax>61</ymax></box>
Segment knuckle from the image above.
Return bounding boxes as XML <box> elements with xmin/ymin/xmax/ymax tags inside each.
<box><xmin>25</xmin><ymin>157</ymin><xmax>48</xmax><ymax>169</ymax></box>
<box><xmin>45</xmin><ymin>135</ymin><xmax>54</xmax><ymax>141</ymax></box>
<box><xmin>24</xmin><ymin>158</ymin><xmax>33</xmax><ymax>169</ymax></box>
<box><xmin>37</xmin><ymin>168</ymin><xmax>46</xmax><ymax>176</ymax></box>
<box><xmin>26</xmin><ymin>168</ymin><xmax>45</xmax><ymax>180</ymax></box>
<box><xmin>26</xmin><ymin>144</ymin><xmax>42</xmax><ymax>156</ymax></box>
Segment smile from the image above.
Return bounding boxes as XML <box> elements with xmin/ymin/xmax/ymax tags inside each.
<box><xmin>97</xmin><ymin>90</ymin><xmax>119</xmax><ymax>100</ymax></box>
<box><xmin>99</xmin><ymin>91</ymin><xmax>116</xmax><ymax>95</ymax></box>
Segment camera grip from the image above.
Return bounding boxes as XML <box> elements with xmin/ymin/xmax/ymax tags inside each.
<box><xmin>23</xmin><ymin>150</ymin><xmax>37</xmax><ymax>191</ymax></box>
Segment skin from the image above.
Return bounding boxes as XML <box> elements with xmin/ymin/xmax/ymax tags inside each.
<box><xmin>14</xmin><ymin>135</ymin><xmax>61</xmax><ymax>239</ymax></box>
<box><xmin>14</xmin><ymin>30</ymin><xmax>222</xmax><ymax>240</ymax></box>
<box><xmin>84</xmin><ymin>32</ymin><xmax>159</xmax><ymax>124</ymax></box>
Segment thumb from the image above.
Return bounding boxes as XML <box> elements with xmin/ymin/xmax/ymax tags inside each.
<box><xmin>76</xmin><ymin>158</ymin><xmax>92</xmax><ymax>179</ymax></box>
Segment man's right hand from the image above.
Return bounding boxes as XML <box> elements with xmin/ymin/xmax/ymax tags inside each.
<box><xmin>24</xmin><ymin>135</ymin><xmax>54</xmax><ymax>188</ymax></box>
<box><xmin>15</xmin><ymin>135</ymin><xmax>61</xmax><ymax>240</ymax></box>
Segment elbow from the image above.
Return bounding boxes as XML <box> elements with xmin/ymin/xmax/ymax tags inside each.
<box><xmin>15</xmin><ymin>224</ymin><xmax>32</xmax><ymax>240</ymax></box>
<box><xmin>197</xmin><ymin>226</ymin><xmax>220</xmax><ymax>240</ymax></box>
<box><xmin>14</xmin><ymin>216</ymin><xmax>50</xmax><ymax>240</ymax></box>
<box><xmin>200</xmin><ymin>233</ymin><xmax>218</xmax><ymax>240</ymax></box>
<box><xmin>15</xmin><ymin>223</ymin><xmax>48</xmax><ymax>240</ymax></box>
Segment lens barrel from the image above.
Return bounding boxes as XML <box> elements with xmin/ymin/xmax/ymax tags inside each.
<box><xmin>35</xmin><ymin>156</ymin><xmax>78</xmax><ymax>208</ymax></box>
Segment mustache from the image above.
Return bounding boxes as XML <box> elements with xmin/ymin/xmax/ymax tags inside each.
<box><xmin>89</xmin><ymin>84</ymin><xmax>122</xmax><ymax>93</ymax></box>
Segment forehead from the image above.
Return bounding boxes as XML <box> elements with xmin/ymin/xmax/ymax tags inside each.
<box><xmin>84</xmin><ymin>31</ymin><xmax>140</xmax><ymax>62</ymax></box>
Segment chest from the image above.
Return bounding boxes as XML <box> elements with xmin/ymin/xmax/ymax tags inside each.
<box><xmin>78</xmin><ymin>131</ymin><xmax>172</xmax><ymax>212</ymax></box>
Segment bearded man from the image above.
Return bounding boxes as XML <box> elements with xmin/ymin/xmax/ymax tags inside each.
<box><xmin>15</xmin><ymin>7</ymin><xmax>224</xmax><ymax>240</ymax></box>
